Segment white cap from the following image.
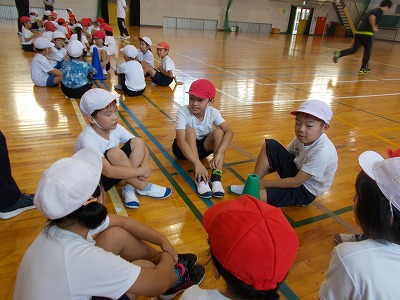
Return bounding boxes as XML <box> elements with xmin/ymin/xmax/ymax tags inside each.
<box><xmin>138</xmin><ymin>36</ymin><xmax>152</xmax><ymax>46</ymax></box>
<box><xmin>34</xmin><ymin>148</ymin><xmax>102</xmax><ymax>220</ymax></box>
<box><xmin>121</xmin><ymin>45</ymin><xmax>138</xmax><ymax>59</ymax></box>
<box><xmin>44</xmin><ymin>10</ymin><xmax>51</xmax><ymax>16</ymax></box>
<box><xmin>291</xmin><ymin>99</ymin><xmax>333</xmax><ymax>124</ymax></box>
<box><xmin>34</xmin><ymin>37</ymin><xmax>54</xmax><ymax>49</ymax></box>
<box><xmin>67</xmin><ymin>40</ymin><xmax>84</xmax><ymax>57</ymax></box>
<box><xmin>359</xmin><ymin>151</ymin><xmax>400</xmax><ymax>212</ymax></box>
<box><xmin>52</xmin><ymin>31</ymin><xmax>66</xmax><ymax>40</ymax></box>
<box><xmin>30</xmin><ymin>8</ymin><xmax>39</xmax><ymax>15</ymax></box>
<box><xmin>66</xmin><ymin>8</ymin><xmax>74</xmax><ymax>13</ymax></box>
<box><xmin>80</xmin><ymin>88</ymin><xmax>119</xmax><ymax>116</ymax></box>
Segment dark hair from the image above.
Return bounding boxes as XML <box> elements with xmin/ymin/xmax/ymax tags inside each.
<box><xmin>104</xmin><ymin>30</ymin><xmax>113</xmax><ymax>36</ymax></box>
<box><xmin>210</xmin><ymin>250</ymin><xmax>280</xmax><ymax>300</ymax></box>
<box><xmin>354</xmin><ymin>170</ymin><xmax>400</xmax><ymax>244</ymax></box>
<box><xmin>91</xmin><ymin>99</ymin><xmax>117</xmax><ymax>118</ymax></box>
<box><xmin>380</xmin><ymin>0</ymin><xmax>393</xmax><ymax>8</ymax></box>
<box><xmin>74</xmin><ymin>26</ymin><xmax>82</xmax><ymax>42</ymax></box>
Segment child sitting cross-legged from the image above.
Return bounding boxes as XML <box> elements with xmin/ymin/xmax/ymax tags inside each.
<box><xmin>74</xmin><ymin>89</ymin><xmax>173</xmax><ymax>209</ymax></box>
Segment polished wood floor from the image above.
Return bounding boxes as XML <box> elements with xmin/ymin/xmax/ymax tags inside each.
<box><xmin>1</xmin><ymin>19</ymin><xmax>400</xmax><ymax>299</ymax></box>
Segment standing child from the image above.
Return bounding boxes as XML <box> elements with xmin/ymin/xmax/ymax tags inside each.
<box><xmin>320</xmin><ymin>151</ymin><xmax>400</xmax><ymax>299</ymax></box>
<box><xmin>14</xmin><ymin>148</ymin><xmax>205</xmax><ymax>300</ymax></box>
<box><xmin>181</xmin><ymin>194</ymin><xmax>299</xmax><ymax>300</ymax></box>
<box><xmin>116</xmin><ymin>0</ymin><xmax>130</xmax><ymax>39</ymax></box>
<box><xmin>90</xmin><ymin>30</ymin><xmax>111</xmax><ymax>75</ymax></box>
<box><xmin>228</xmin><ymin>99</ymin><xmax>338</xmax><ymax>207</ymax></box>
<box><xmin>74</xmin><ymin>88</ymin><xmax>173</xmax><ymax>209</ymax></box>
<box><xmin>114</xmin><ymin>45</ymin><xmax>146</xmax><ymax>96</ymax></box>
<box><xmin>47</xmin><ymin>31</ymin><xmax>67</xmax><ymax>69</ymax></box>
<box><xmin>137</xmin><ymin>36</ymin><xmax>154</xmax><ymax>69</ymax></box>
<box><xmin>31</xmin><ymin>37</ymin><xmax>63</xmax><ymax>87</ymax></box>
<box><xmin>172</xmin><ymin>79</ymin><xmax>233</xmax><ymax>198</ymax></box>
<box><xmin>143</xmin><ymin>41</ymin><xmax>180</xmax><ymax>86</ymax></box>
<box><xmin>61</xmin><ymin>40</ymin><xmax>96</xmax><ymax>98</ymax></box>
<box><xmin>20</xmin><ymin>16</ymin><xmax>35</xmax><ymax>52</ymax></box>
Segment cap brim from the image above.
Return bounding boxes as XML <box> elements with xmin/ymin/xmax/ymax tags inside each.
<box><xmin>72</xmin><ymin>148</ymin><xmax>103</xmax><ymax>174</ymax></box>
<box><xmin>358</xmin><ymin>151</ymin><xmax>384</xmax><ymax>180</ymax></box>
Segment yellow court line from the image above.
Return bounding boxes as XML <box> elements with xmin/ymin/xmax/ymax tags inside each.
<box><xmin>70</xmin><ymin>98</ymin><xmax>128</xmax><ymax>216</ymax></box>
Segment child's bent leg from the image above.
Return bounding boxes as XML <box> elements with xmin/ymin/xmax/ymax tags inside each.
<box><xmin>95</xmin><ymin>226</ymin><xmax>160</xmax><ymax>263</ymax></box>
<box><xmin>253</xmin><ymin>140</ymin><xmax>274</xmax><ymax>178</ymax></box>
<box><xmin>204</xmin><ymin>127</ymin><xmax>225</xmax><ymax>170</ymax></box>
<box><xmin>142</xmin><ymin>61</ymin><xmax>156</xmax><ymax>77</ymax></box>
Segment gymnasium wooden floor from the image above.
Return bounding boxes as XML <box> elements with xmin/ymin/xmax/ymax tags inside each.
<box><xmin>1</xmin><ymin>18</ymin><xmax>400</xmax><ymax>299</ymax></box>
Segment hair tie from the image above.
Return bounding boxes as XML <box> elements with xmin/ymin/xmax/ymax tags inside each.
<box><xmin>84</xmin><ymin>197</ymin><xmax>98</xmax><ymax>206</ymax></box>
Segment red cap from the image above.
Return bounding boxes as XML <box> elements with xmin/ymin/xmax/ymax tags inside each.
<box><xmin>57</xmin><ymin>17</ymin><xmax>65</xmax><ymax>23</ymax></box>
<box><xmin>203</xmin><ymin>195</ymin><xmax>299</xmax><ymax>290</ymax></box>
<box><xmin>87</xmin><ymin>18</ymin><xmax>93</xmax><ymax>23</ymax></box>
<box><xmin>50</xmin><ymin>11</ymin><xmax>58</xmax><ymax>17</ymax></box>
<box><xmin>20</xmin><ymin>16</ymin><xmax>30</xmax><ymax>23</ymax></box>
<box><xmin>80</xmin><ymin>20</ymin><xmax>89</xmax><ymax>27</ymax></box>
<box><xmin>387</xmin><ymin>148</ymin><xmax>400</xmax><ymax>158</ymax></box>
<box><xmin>93</xmin><ymin>30</ymin><xmax>106</xmax><ymax>39</ymax></box>
<box><xmin>103</xmin><ymin>24</ymin><xmax>113</xmax><ymax>32</ymax></box>
<box><xmin>187</xmin><ymin>79</ymin><xmax>216</xmax><ymax>100</ymax></box>
<box><xmin>156</xmin><ymin>41</ymin><xmax>169</xmax><ymax>50</ymax></box>
<box><xmin>97</xmin><ymin>17</ymin><xmax>105</xmax><ymax>24</ymax></box>
<box><xmin>44</xmin><ymin>21</ymin><xmax>56</xmax><ymax>32</ymax></box>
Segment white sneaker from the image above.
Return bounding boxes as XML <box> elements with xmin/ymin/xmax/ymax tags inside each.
<box><xmin>114</xmin><ymin>84</ymin><xmax>122</xmax><ymax>90</ymax></box>
<box><xmin>102</xmin><ymin>69</ymin><xmax>108</xmax><ymax>75</ymax></box>
<box><xmin>196</xmin><ymin>181</ymin><xmax>212</xmax><ymax>198</ymax></box>
<box><xmin>211</xmin><ymin>181</ymin><xmax>225</xmax><ymax>198</ymax></box>
<box><xmin>117</xmin><ymin>36</ymin><xmax>124</xmax><ymax>39</ymax></box>
<box><xmin>123</xmin><ymin>36</ymin><xmax>130</xmax><ymax>39</ymax></box>
<box><xmin>136</xmin><ymin>183</ymin><xmax>172</xmax><ymax>199</ymax></box>
<box><xmin>227</xmin><ymin>184</ymin><xmax>244</xmax><ymax>196</ymax></box>
<box><xmin>121</xmin><ymin>184</ymin><xmax>140</xmax><ymax>208</ymax></box>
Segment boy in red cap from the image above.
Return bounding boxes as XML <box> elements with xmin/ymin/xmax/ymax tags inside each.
<box><xmin>229</xmin><ymin>99</ymin><xmax>338</xmax><ymax>207</ymax></box>
<box><xmin>20</xmin><ymin>16</ymin><xmax>35</xmax><ymax>51</ymax></box>
<box><xmin>172</xmin><ymin>79</ymin><xmax>233</xmax><ymax>198</ymax></box>
<box><xmin>181</xmin><ymin>194</ymin><xmax>299</xmax><ymax>299</ymax></box>
<box><xmin>143</xmin><ymin>41</ymin><xmax>181</xmax><ymax>86</ymax></box>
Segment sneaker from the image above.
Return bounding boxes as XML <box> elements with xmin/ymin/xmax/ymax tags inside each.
<box><xmin>102</xmin><ymin>69</ymin><xmax>108</xmax><ymax>75</ymax></box>
<box><xmin>334</xmin><ymin>233</ymin><xmax>365</xmax><ymax>244</ymax></box>
<box><xmin>117</xmin><ymin>36</ymin><xmax>124</xmax><ymax>39</ymax></box>
<box><xmin>177</xmin><ymin>253</ymin><xmax>197</xmax><ymax>267</ymax></box>
<box><xmin>136</xmin><ymin>183</ymin><xmax>172</xmax><ymax>199</ymax></box>
<box><xmin>159</xmin><ymin>264</ymin><xmax>205</xmax><ymax>300</ymax></box>
<box><xmin>0</xmin><ymin>193</ymin><xmax>35</xmax><ymax>219</ymax></box>
<box><xmin>196</xmin><ymin>181</ymin><xmax>212</xmax><ymax>198</ymax></box>
<box><xmin>114</xmin><ymin>84</ymin><xmax>122</xmax><ymax>90</ymax></box>
<box><xmin>227</xmin><ymin>184</ymin><xmax>244</xmax><ymax>196</ymax></box>
<box><xmin>333</xmin><ymin>50</ymin><xmax>340</xmax><ymax>63</ymax></box>
<box><xmin>123</xmin><ymin>36</ymin><xmax>130</xmax><ymax>39</ymax></box>
<box><xmin>211</xmin><ymin>181</ymin><xmax>225</xmax><ymax>198</ymax></box>
<box><xmin>121</xmin><ymin>184</ymin><xmax>140</xmax><ymax>209</ymax></box>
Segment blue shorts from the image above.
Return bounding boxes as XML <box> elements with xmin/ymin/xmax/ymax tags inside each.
<box><xmin>264</xmin><ymin>139</ymin><xmax>315</xmax><ymax>207</ymax></box>
<box><xmin>152</xmin><ymin>71</ymin><xmax>173</xmax><ymax>86</ymax></box>
<box><xmin>101</xmin><ymin>139</ymin><xmax>132</xmax><ymax>191</ymax></box>
<box><xmin>46</xmin><ymin>73</ymin><xmax>56</xmax><ymax>87</ymax></box>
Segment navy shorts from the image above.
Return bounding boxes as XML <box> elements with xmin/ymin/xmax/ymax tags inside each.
<box><xmin>46</xmin><ymin>73</ymin><xmax>56</xmax><ymax>87</ymax></box>
<box><xmin>172</xmin><ymin>136</ymin><xmax>213</xmax><ymax>160</ymax></box>
<box><xmin>152</xmin><ymin>70</ymin><xmax>173</xmax><ymax>86</ymax></box>
<box><xmin>101</xmin><ymin>139</ymin><xmax>132</xmax><ymax>191</ymax></box>
<box><xmin>120</xmin><ymin>74</ymin><xmax>145</xmax><ymax>96</ymax></box>
<box><xmin>264</xmin><ymin>139</ymin><xmax>315</xmax><ymax>207</ymax></box>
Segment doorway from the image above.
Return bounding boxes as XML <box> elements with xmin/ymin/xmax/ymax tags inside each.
<box><xmin>288</xmin><ymin>6</ymin><xmax>314</xmax><ymax>34</ymax></box>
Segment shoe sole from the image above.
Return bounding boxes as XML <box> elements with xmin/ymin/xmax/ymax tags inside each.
<box><xmin>123</xmin><ymin>202</ymin><xmax>140</xmax><ymax>209</ymax></box>
<box><xmin>212</xmin><ymin>192</ymin><xmax>225</xmax><ymax>198</ymax></box>
<box><xmin>227</xmin><ymin>186</ymin><xmax>242</xmax><ymax>196</ymax></box>
<box><xmin>137</xmin><ymin>189</ymin><xmax>173</xmax><ymax>199</ymax></box>
<box><xmin>197</xmin><ymin>191</ymin><xmax>212</xmax><ymax>198</ymax></box>
<box><xmin>0</xmin><ymin>205</ymin><xmax>35</xmax><ymax>220</ymax></box>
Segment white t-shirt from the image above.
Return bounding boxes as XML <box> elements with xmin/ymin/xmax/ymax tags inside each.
<box><xmin>47</xmin><ymin>46</ymin><xmax>67</xmax><ymax>67</ymax></box>
<box><xmin>320</xmin><ymin>239</ymin><xmax>400</xmax><ymax>300</ymax></box>
<box><xmin>160</xmin><ymin>55</ymin><xmax>175</xmax><ymax>77</ymax></box>
<box><xmin>286</xmin><ymin>133</ymin><xmax>337</xmax><ymax>197</ymax></box>
<box><xmin>41</xmin><ymin>31</ymin><xmax>54</xmax><ymax>41</ymax></box>
<box><xmin>21</xmin><ymin>26</ymin><xmax>33</xmax><ymax>45</ymax></box>
<box><xmin>181</xmin><ymin>285</ymin><xmax>230</xmax><ymax>300</ymax></box>
<box><xmin>14</xmin><ymin>223</ymin><xmax>141</xmax><ymax>300</ymax></box>
<box><xmin>90</xmin><ymin>44</ymin><xmax>111</xmax><ymax>56</ymax></box>
<box><xmin>116</xmin><ymin>0</ymin><xmax>127</xmax><ymax>18</ymax></box>
<box><xmin>31</xmin><ymin>53</ymin><xmax>53</xmax><ymax>86</ymax></box>
<box><xmin>117</xmin><ymin>60</ymin><xmax>146</xmax><ymax>92</ymax></box>
<box><xmin>105</xmin><ymin>36</ymin><xmax>117</xmax><ymax>55</ymax></box>
<box><xmin>175</xmin><ymin>106</ymin><xmax>225</xmax><ymax>140</ymax></box>
<box><xmin>137</xmin><ymin>50</ymin><xmax>155</xmax><ymax>67</ymax></box>
<box><xmin>70</xmin><ymin>34</ymin><xmax>89</xmax><ymax>49</ymax></box>
<box><xmin>74</xmin><ymin>124</ymin><xmax>134</xmax><ymax>155</ymax></box>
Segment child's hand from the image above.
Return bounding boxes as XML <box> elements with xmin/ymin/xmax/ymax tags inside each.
<box><xmin>161</xmin><ymin>241</ymin><xmax>178</xmax><ymax>264</ymax></box>
<box><xmin>194</xmin><ymin>163</ymin><xmax>209</xmax><ymax>183</ymax></box>
<box><xmin>209</xmin><ymin>152</ymin><xmax>222</xmax><ymax>169</ymax></box>
<box><xmin>142</xmin><ymin>167</ymin><xmax>152</xmax><ymax>179</ymax></box>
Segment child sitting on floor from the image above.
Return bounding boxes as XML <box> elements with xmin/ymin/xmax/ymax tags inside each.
<box><xmin>20</xmin><ymin>16</ymin><xmax>35</xmax><ymax>52</ymax></box>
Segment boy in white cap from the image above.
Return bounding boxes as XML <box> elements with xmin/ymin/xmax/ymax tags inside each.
<box><xmin>14</xmin><ymin>148</ymin><xmax>204</xmax><ymax>300</ymax></box>
<box><xmin>229</xmin><ymin>99</ymin><xmax>338</xmax><ymax>207</ymax></box>
<box><xmin>74</xmin><ymin>88</ymin><xmax>173</xmax><ymax>209</ymax></box>
<box><xmin>46</xmin><ymin>31</ymin><xmax>67</xmax><ymax>69</ymax></box>
<box><xmin>137</xmin><ymin>36</ymin><xmax>154</xmax><ymax>70</ymax></box>
<box><xmin>31</xmin><ymin>37</ymin><xmax>63</xmax><ymax>87</ymax></box>
<box><xmin>61</xmin><ymin>40</ymin><xmax>96</xmax><ymax>98</ymax></box>
<box><xmin>114</xmin><ymin>45</ymin><xmax>146</xmax><ymax>96</ymax></box>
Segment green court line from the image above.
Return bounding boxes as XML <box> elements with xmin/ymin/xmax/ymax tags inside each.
<box><xmin>291</xmin><ymin>205</ymin><xmax>353</xmax><ymax>228</ymax></box>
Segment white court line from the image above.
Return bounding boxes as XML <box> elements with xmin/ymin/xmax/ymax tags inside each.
<box><xmin>70</xmin><ymin>98</ymin><xmax>128</xmax><ymax>217</ymax></box>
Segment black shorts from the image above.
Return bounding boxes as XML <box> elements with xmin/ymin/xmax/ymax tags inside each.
<box><xmin>101</xmin><ymin>139</ymin><xmax>132</xmax><ymax>191</ymax></box>
<box><xmin>61</xmin><ymin>81</ymin><xmax>92</xmax><ymax>99</ymax></box>
<box><xmin>172</xmin><ymin>136</ymin><xmax>213</xmax><ymax>160</ymax></box>
<box><xmin>120</xmin><ymin>74</ymin><xmax>145</xmax><ymax>96</ymax></box>
<box><xmin>152</xmin><ymin>70</ymin><xmax>173</xmax><ymax>86</ymax></box>
<box><xmin>264</xmin><ymin>138</ymin><xmax>315</xmax><ymax>207</ymax></box>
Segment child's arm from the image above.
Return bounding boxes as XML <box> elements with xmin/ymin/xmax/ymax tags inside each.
<box><xmin>209</xmin><ymin>122</ymin><xmax>234</xmax><ymax>170</ymax></box>
<box><xmin>158</xmin><ymin>66</ymin><xmax>173</xmax><ymax>78</ymax></box>
<box><xmin>260</xmin><ymin>170</ymin><xmax>312</xmax><ymax>189</ymax></box>
<box><xmin>176</xmin><ymin>129</ymin><xmax>209</xmax><ymax>183</ymax></box>
<box><xmin>108</xmin><ymin>214</ymin><xmax>178</xmax><ymax>262</ymax></box>
<box><xmin>49</xmin><ymin>68</ymin><xmax>62</xmax><ymax>76</ymax></box>
<box><xmin>101</xmin><ymin>157</ymin><xmax>151</xmax><ymax>180</ymax></box>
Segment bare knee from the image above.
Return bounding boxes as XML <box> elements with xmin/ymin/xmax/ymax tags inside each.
<box><xmin>95</xmin><ymin>227</ymin><xmax>129</xmax><ymax>253</ymax></box>
<box><xmin>130</xmin><ymin>137</ymin><xmax>145</xmax><ymax>150</ymax></box>
<box><xmin>106</xmin><ymin>147</ymin><xmax>127</xmax><ymax>164</ymax></box>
